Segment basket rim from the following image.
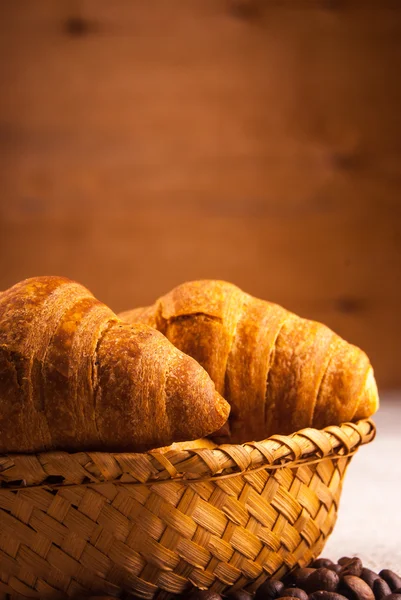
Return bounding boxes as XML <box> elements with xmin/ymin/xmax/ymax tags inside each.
<box><xmin>0</xmin><ymin>419</ymin><xmax>376</xmax><ymax>490</ymax></box>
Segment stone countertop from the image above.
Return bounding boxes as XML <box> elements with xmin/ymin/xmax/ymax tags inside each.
<box><xmin>324</xmin><ymin>393</ymin><xmax>401</xmax><ymax>572</ymax></box>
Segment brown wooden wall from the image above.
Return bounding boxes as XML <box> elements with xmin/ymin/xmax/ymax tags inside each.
<box><xmin>0</xmin><ymin>1</ymin><xmax>400</xmax><ymax>388</ymax></box>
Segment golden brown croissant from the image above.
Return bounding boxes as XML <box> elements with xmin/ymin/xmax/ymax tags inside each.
<box><xmin>0</xmin><ymin>277</ymin><xmax>229</xmax><ymax>453</ymax></box>
<box><xmin>120</xmin><ymin>280</ymin><xmax>379</xmax><ymax>443</ymax></box>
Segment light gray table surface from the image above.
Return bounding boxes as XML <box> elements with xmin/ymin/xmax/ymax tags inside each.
<box><xmin>323</xmin><ymin>392</ymin><xmax>400</xmax><ymax>572</ymax></box>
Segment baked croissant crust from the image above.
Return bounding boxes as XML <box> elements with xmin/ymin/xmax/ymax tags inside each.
<box><xmin>0</xmin><ymin>276</ymin><xmax>229</xmax><ymax>453</ymax></box>
<box><xmin>120</xmin><ymin>280</ymin><xmax>379</xmax><ymax>443</ymax></box>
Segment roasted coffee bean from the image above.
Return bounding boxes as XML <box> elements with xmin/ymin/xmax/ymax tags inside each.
<box><xmin>339</xmin><ymin>558</ymin><xmax>353</xmax><ymax>566</ymax></box>
<box><xmin>280</xmin><ymin>588</ymin><xmax>308</xmax><ymax>600</ymax></box>
<box><xmin>341</xmin><ymin>575</ymin><xmax>375</xmax><ymax>600</ymax></box>
<box><xmin>255</xmin><ymin>580</ymin><xmax>284</xmax><ymax>600</ymax></box>
<box><xmin>309</xmin><ymin>593</ymin><xmax>349</xmax><ymax>600</ymax></box>
<box><xmin>227</xmin><ymin>591</ymin><xmax>252</xmax><ymax>600</ymax></box>
<box><xmin>305</xmin><ymin>568</ymin><xmax>340</xmax><ymax>593</ymax></box>
<box><xmin>143</xmin><ymin>560</ymin><xmax>400</xmax><ymax>600</ymax></box>
<box><xmin>190</xmin><ymin>591</ymin><xmax>222</xmax><ymax>600</ymax></box>
<box><xmin>313</xmin><ymin>559</ymin><xmax>335</xmax><ymax>569</ymax></box>
<box><xmin>361</xmin><ymin>569</ymin><xmax>380</xmax><ymax>589</ymax></box>
<box><xmin>341</xmin><ymin>558</ymin><xmax>363</xmax><ymax>578</ymax></box>
<box><xmin>373</xmin><ymin>578</ymin><xmax>392</xmax><ymax>600</ymax></box>
<box><xmin>379</xmin><ymin>571</ymin><xmax>401</xmax><ymax>592</ymax></box>
<box><xmin>291</xmin><ymin>568</ymin><xmax>316</xmax><ymax>587</ymax></box>
<box><xmin>280</xmin><ymin>575</ymin><xmax>296</xmax><ymax>589</ymax></box>
<box><xmin>329</xmin><ymin>564</ymin><xmax>343</xmax><ymax>575</ymax></box>
<box><xmin>278</xmin><ymin>575</ymin><xmax>291</xmax><ymax>587</ymax></box>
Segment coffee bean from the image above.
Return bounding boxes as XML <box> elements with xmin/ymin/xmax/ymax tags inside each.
<box><xmin>373</xmin><ymin>578</ymin><xmax>392</xmax><ymax>600</ymax></box>
<box><xmin>379</xmin><ymin>571</ymin><xmax>401</xmax><ymax>592</ymax></box>
<box><xmin>305</xmin><ymin>568</ymin><xmax>340</xmax><ymax>593</ymax></box>
<box><xmin>280</xmin><ymin>588</ymin><xmax>308</xmax><ymax>600</ymax></box>
<box><xmin>255</xmin><ymin>580</ymin><xmax>284</xmax><ymax>600</ymax></box>
<box><xmin>329</xmin><ymin>565</ymin><xmax>343</xmax><ymax>575</ymax></box>
<box><xmin>190</xmin><ymin>591</ymin><xmax>222</xmax><ymax>600</ymax></box>
<box><xmin>227</xmin><ymin>591</ymin><xmax>252</xmax><ymax>600</ymax></box>
<box><xmin>280</xmin><ymin>575</ymin><xmax>296</xmax><ymax>589</ymax></box>
<box><xmin>313</xmin><ymin>559</ymin><xmax>335</xmax><ymax>569</ymax></box>
<box><xmin>341</xmin><ymin>559</ymin><xmax>363</xmax><ymax>578</ymax></box>
<box><xmin>341</xmin><ymin>575</ymin><xmax>375</xmax><ymax>600</ymax></box>
<box><xmin>291</xmin><ymin>568</ymin><xmax>316</xmax><ymax>587</ymax></box>
<box><xmin>176</xmin><ymin>560</ymin><xmax>400</xmax><ymax>600</ymax></box>
<box><xmin>361</xmin><ymin>569</ymin><xmax>380</xmax><ymax>589</ymax></box>
<box><xmin>309</xmin><ymin>592</ymin><xmax>350</xmax><ymax>600</ymax></box>
<box><xmin>339</xmin><ymin>558</ymin><xmax>353</xmax><ymax>566</ymax></box>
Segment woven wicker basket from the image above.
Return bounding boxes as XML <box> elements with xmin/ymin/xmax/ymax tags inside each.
<box><xmin>0</xmin><ymin>419</ymin><xmax>375</xmax><ymax>600</ymax></box>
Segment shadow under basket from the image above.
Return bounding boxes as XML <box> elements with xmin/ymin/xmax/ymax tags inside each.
<box><xmin>0</xmin><ymin>419</ymin><xmax>376</xmax><ymax>600</ymax></box>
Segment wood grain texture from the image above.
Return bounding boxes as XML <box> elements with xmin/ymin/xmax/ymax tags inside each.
<box><xmin>0</xmin><ymin>1</ymin><xmax>400</xmax><ymax>388</ymax></box>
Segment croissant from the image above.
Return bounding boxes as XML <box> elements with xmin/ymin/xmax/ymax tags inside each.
<box><xmin>0</xmin><ymin>276</ymin><xmax>229</xmax><ymax>453</ymax></box>
<box><xmin>120</xmin><ymin>280</ymin><xmax>379</xmax><ymax>443</ymax></box>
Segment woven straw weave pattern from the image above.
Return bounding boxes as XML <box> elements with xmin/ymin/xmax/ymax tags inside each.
<box><xmin>0</xmin><ymin>420</ymin><xmax>375</xmax><ymax>600</ymax></box>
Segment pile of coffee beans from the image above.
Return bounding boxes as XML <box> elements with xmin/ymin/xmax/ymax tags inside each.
<box><xmin>187</xmin><ymin>557</ymin><xmax>401</xmax><ymax>600</ymax></box>
<box><xmin>87</xmin><ymin>559</ymin><xmax>400</xmax><ymax>599</ymax></box>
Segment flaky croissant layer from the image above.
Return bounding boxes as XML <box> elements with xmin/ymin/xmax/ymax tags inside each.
<box><xmin>0</xmin><ymin>277</ymin><xmax>229</xmax><ymax>453</ymax></box>
<box><xmin>120</xmin><ymin>280</ymin><xmax>379</xmax><ymax>443</ymax></box>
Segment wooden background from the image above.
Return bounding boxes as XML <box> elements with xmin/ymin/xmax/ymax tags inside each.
<box><xmin>0</xmin><ymin>1</ymin><xmax>400</xmax><ymax>388</ymax></box>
